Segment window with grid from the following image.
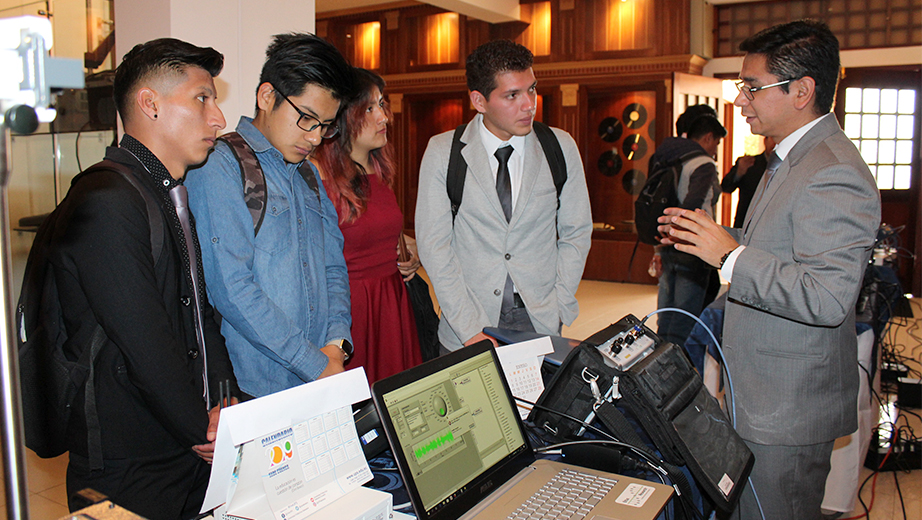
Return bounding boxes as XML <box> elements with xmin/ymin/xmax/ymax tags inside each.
<box><xmin>715</xmin><ymin>0</ymin><xmax>921</xmax><ymax>57</ymax></box>
<box><xmin>843</xmin><ymin>87</ymin><xmax>916</xmax><ymax>190</ymax></box>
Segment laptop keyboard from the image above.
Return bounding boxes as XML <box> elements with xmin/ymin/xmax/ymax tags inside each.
<box><xmin>506</xmin><ymin>468</ymin><xmax>618</xmax><ymax>520</ymax></box>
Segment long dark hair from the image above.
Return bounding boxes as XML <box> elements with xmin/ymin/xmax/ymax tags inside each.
<box><xmin>314</xmin><ymin>68</ymin><xmax>395</xmax><ymax>223</ymax></box>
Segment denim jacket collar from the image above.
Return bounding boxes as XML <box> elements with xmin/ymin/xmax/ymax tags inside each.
<box><xmin>233</xmin><ymin>116</ymin><xmax>302</xmax><ymax>171</ymax></box>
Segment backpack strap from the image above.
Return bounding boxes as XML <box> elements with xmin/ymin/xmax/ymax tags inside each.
<box><xmin>82</xmin><ymin>326</ymin><xmax>106</xmax><ymax>470</ymax></box>
<box><xmin>532</xmin><ymin>121</ymin><xmax>567</xmax><ymax>207</ymax></box>
<box><xmin>447</xmin><ymin>122</ymin><xmax>567</xmax><ymax>221</ymax></box>
<box><xmin>447</xmin><ymin>124</ymin><xmax>468</xmax><ymax>223</ymax></box>
<box><xmin>217</xmin><ymin>133</ymin><xmax>268</xmax><ymax>236</ymax></box>
<box><xmin>97</xmin><ymin>161</ymin><xmax>164</xmax><ymax>262</ymax></box>
<box><xmin>297</xmin><ymin>161</ymin><xmax>322</xmax><ymax>205</ymax></box>
<box><xmin>217</xmin><ymin>133</ymin><xmax>322</xmax><ymax>233</ymax></box>
<box><xmin>71</xmin><ymin>159</ymin><xmax>166</xmax><ymax>470</ymax></box>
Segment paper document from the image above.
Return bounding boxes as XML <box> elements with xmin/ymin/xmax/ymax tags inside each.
<box><xmin>495</xmin><ymin>337</ymin><xmax>553</xmax><ymax>418</ymax></box>
<box><xmin>201</xmin><ymin>368</ymin><xmax>371</xmax><ymax>514</ymax></box>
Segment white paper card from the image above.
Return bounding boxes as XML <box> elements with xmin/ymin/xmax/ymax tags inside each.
<box><xmin>495</xmin><ymin>337</ymin><xmax>553</xmax><ymax>419</ymax></box>
<box><xmin>201</xmin><ymin>368</ymin><xmax>371</xmax><ymax>514</ymax></box>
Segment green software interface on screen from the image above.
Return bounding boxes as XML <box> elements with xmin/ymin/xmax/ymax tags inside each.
<box><xmin>382</xmin><ymin>351</ymin><xmax>526</xmax><ymax>511</ymax></box>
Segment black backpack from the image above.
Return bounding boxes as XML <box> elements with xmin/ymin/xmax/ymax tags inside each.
<box><xmin>447</xmin><ymin>121</ymin><xmax>566</xmax><ymax>222</ymax></box>
<box><xmin>634</xmin><ymin>149</ymin><xmax>706</xmax><ymax>245</ymax></box>
<box><xmin>18</xmin><ymin>159</ymin><xmax>163</xmax><ymax>470</ymax></box>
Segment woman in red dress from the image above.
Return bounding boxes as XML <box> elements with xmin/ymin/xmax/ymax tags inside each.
<box><xmin>313</xmin><ymin>68</ymin><xmax>423</xmax><ymax>383</ymax></box>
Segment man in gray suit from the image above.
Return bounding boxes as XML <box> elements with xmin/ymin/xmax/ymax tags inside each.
<box><xmin>416</xmin><ymin>40</ymin><xmax>592</xmax><ymax>352</ymax></box>
<box><xmin>657</xmin><ymin>21</ymin><xmax>880</xmax><ymax>519</ymax></box>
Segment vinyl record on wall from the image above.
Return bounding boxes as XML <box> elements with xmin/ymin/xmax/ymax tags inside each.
<box><xmin>623</xmin><ymin>103</ymin><xmax>648</xmax><ymax>129</ymax></box>
<box><xmin>622</xmin><ymin>169</ymin><xmax>646</xmax><ymax>195</ymax></box>
<box><xmin>598</xmin><ymin>117</ymin><xmax>624</xmax><ymax>143</ymax></box>
<box><xmin>622</xmin><ymin>134</ymin><xmax>648</xmax><ymax>161</ymax></box>
<box><xmin>597</xmin><ymin>150</ymin><xmax>623</xmax><ymax>177</ymax></box>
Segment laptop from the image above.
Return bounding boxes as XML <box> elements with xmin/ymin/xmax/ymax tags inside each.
<box><xmin>371</xmin><ymin>340</ymin><xmax>673</xmax><ymax>520</ymax></box>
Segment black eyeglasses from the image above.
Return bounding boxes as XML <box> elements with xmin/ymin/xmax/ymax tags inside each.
<box><xmin>734</xmin><ymin>79</ymin><xmax>793</xmax><ymax>101</ymax></box>
<box><xmin>273</xmin><ymin>86</ymin><xmax>339</xmax><ymax>138</ymax></box>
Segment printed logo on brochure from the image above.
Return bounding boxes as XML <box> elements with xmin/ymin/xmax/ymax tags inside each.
<box><xmin>265</xmin><ymin>440</ymin><xmax>294</xmax><ymax>468</ymax></box>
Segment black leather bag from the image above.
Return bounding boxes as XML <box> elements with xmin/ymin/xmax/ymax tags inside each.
<box><xmin>399</xmin><ymin>234</ymin><xmax>440</xmax><ymax>361</ymax></box>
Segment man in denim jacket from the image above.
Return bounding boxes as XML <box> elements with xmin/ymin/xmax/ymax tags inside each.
<box><xmin>187</xmin><ymin>34</ymin><xmax>355</xmax><ymax>397</ymax></box>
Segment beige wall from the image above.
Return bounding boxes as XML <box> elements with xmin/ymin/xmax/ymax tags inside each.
<box><xmin>114</xmin><ymin>0</ymin><xmax>317</xmax><ymax>128</ymax></box>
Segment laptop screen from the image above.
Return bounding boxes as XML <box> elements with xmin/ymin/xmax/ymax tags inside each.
<box><xmin>375</xmin><ymin>345</ymin><xmax>530</xmax><ymax>517</ymax></box>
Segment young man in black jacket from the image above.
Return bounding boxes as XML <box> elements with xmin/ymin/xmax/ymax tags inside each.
<box><xmin>50</xmin><ymin>38</ymin><xmax>238</xmax><ymax>520</ymax></box>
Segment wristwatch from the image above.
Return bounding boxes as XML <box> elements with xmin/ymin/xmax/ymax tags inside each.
<box><xmin>330</xmin><ymin>339</ymin><xmax>353</xmax><ymax>361</ymax></box>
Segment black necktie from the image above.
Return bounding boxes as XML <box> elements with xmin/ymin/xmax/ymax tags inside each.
<box><xmin>495</xmin><ymin>145</ymin><xmax>513</xmax><ymax>222</ymax></box>
<box><xmin>494</xmin><ymin>145</ymin><xmax>518</xmax><ymax>316</ymax></box>
<box><xmin>169</xmin><ymin>185</ymin><xmax>210</xmax><ymax>409</ymax></box>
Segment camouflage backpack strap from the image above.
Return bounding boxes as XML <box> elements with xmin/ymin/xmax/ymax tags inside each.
<box><xmin>297</xmin><ymin>161</ymin><xmax>321</xmax><ymax>204</ymax></box>
<box><xmin>217</xmin><ymin>132</ymin><xmax>267</xmax><ymax>236</ymax></box>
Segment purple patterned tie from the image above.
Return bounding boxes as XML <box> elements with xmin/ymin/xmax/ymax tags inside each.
<box><xmin>169</xmin><ymin>185</ymin><xmax>210</xmax><ymax>409</ymax></box>
<box><xmin>744</xmin><ymin>152</ymin><xmax>783</xmax><ymax>236</ymax></box>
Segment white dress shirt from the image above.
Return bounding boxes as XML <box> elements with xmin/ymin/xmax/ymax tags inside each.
<box><xmin>721</xmin><ymin>114</ymin><xmax>832</xmax><ymax>281</ymax></box>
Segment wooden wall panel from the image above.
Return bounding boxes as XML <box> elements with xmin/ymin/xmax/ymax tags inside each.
<box><xmin>657</xmin><ymin>0</ymin><xmax>691</xmax><ymax>55</ymax></box>
<box><xmin>402</xmin><ymin>95</ymin><xmax>467</xmax><ymax>229</ymax></box>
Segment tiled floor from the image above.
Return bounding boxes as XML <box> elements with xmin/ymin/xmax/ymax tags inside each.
<box><xmin>1</xmin><ymin>280</ymin><xmax>918</xmax><ymax>519</ymax></box>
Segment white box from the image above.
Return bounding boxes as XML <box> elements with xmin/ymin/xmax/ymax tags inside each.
<box><xmin>308</xmin><ymin>486</ymin><xmax>392</xmax><ymax>520</ymax></box>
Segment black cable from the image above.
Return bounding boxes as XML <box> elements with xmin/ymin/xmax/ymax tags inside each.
<box><xmin>521</xmin><ymin>399</ymin><xmax>618</xmax><ymax>442</ymax></box>
<box><xmin>856</xmin><ymin>468</ymin><xmax>873</xmax><ymax>518</ymax></box>
<box><xmin>893</xmin><ymin>471</ymin><xmax>906</xmax><ymax>520</ymax></box>
<box><xmin>517</xmin><ymin>398</ymin><xmax>667</xmax><ymax>472</ymax></box>
<box><xmin>534</xmin><ymin>440</ymin><xmax>668</xmax><ymax>483</ymax></box>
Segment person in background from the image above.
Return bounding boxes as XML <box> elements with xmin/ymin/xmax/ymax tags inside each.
<box><xmin>721</xmin><ymin>135</ymin><xmax>776</xmax><ymax>228</ymax></box>
<box><xmin>312</xmin><ymin>68</ymin><xmax>423</xmax><ymax>383</ymax></box>
<box><xmin>647</xmin><ymin>104</ymin><xmax>720</xmax><ymax>301</ymax></box>
<box><xmin>651</xmin><ymin>113</ymin><xmax>726</xmax><ymax>347</ymax></box>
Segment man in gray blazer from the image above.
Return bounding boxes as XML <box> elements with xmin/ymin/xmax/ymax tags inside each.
<box><xmin>416</xmin><ymin>40</ymin><xmax>592</xmax><ymax>352</ymax></box>
<box><xmin>658</xmin><ymin>21</ymin><xmax>880</xmax><ymax>519</ymax></box>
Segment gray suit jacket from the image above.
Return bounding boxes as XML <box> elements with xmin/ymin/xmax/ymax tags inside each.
<box><xmin>416</xmin><ymin>114</ymin><xmax>592</xmax><ymax>350</ymax></box>
<box><xmin>725</xmin><ymin>114</ymin><xmax>881</xmax><ymax>446</ymax></box>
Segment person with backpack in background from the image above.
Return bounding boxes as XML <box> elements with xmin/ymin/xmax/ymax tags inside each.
<box><xmin>415</xmin><ymin>40</ymin><xmax>592</xmax><ymax>354</ymax></box>
<box><xmin>30</xmin><ymin>38</ymin><xmax>239</xmax><ymax>519</ymax></box>
<box><xmin>648</xmin><ymin>110</ymin><xmax>726</xmax><ymax>348</ymax></box>
<box><xmin>186</xmin><ymin>34</ymin><xmax>355</xmax><ymax>398</ymax></box>
<box><xmin>644</xmin><ymin>104</ymin><xmax>718</xmax><ymax>279</ymax></box>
